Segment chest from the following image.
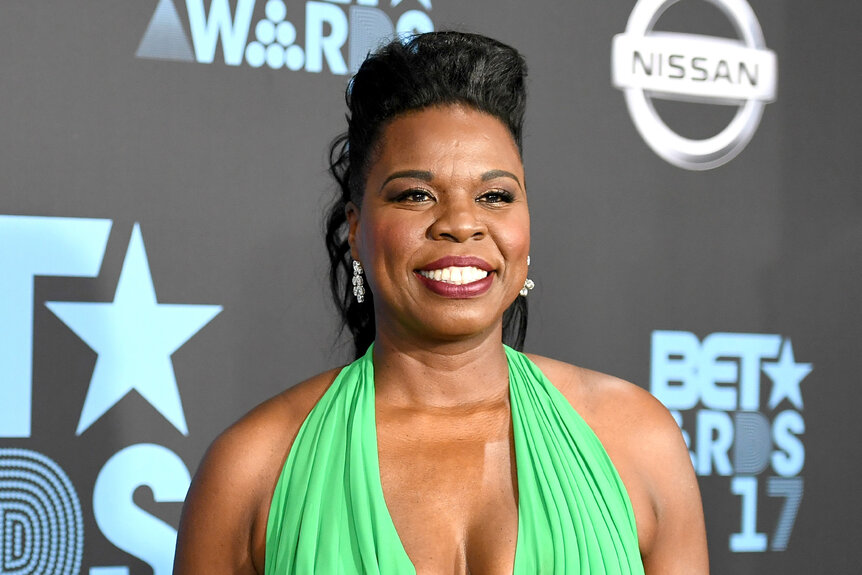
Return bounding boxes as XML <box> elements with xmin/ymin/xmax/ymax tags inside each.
<box><xmin>376</xmin><ymin>405</ymin><xmax>519</xmax><ymax>574</ymax></box>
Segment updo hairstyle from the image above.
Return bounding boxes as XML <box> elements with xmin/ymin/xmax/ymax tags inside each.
<box><xmin>324</xmin><ymin>31</ymin><xmax>529</xmax><ymax>358</ymax></box>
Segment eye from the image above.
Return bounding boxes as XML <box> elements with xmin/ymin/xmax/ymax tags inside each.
<box><xmin>477</xmin><ymin>189</ymin><xmax>515</xmax><ymax>204</ymax></box>
<box><xmin>394</xmin><ymin>189</ymin><xmax>435</xmax><ymax>203</ymax></box>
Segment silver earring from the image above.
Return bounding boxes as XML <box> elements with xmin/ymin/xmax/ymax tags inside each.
<box><xmin>352</xmin><ymin>260</ymin><xmax>365</xmax><ymax>303</ymax></box>
<box><xmin>520</xmin><ymin>256</ymin><xmax>535</xmax><ymax>297</ymax></box>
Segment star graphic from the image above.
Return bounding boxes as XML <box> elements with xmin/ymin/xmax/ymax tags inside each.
<box><xmin>391</xmin><ymin>0</ymin><xmax>432</xmax><ymax>10</ymax></box>
<box><xmin>763</xmin><ymin>339</ymin><xmax>811</xmax><ymax>410</ymax></box>
<box><xmin>46</xmin><ymin>223</ymin><xmax>222</xmax><ymax>436</ymax></box>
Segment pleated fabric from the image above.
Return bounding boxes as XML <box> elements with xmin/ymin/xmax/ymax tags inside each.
<box><xmin>265</xmin><ymin>345</ymin><xmax>644</xmax><ymax>574</ymax></box>
<box><xmin>507</xmin><ymin>347</ymin><xmax>644</xmax><ymax>574</ymax></box>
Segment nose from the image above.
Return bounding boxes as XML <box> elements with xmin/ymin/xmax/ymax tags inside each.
<box><xmin>427</xmin><ymin>195</ymin><xmax>486</xmax><ymax>242</ymax></box>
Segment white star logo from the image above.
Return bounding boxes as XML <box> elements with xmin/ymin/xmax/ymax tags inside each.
<box><xmin>763</xmin><ymin>339</ymin><xmax>811</xmax><ymax>410</ymax></box>
<box><xmin>46</xmin><ymin>224</ymin><xmax>222</xmax><ymax>435</ymax></box>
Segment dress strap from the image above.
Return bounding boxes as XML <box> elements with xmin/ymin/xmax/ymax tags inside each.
<box><xmin>506</xmin><ymin>346</ymin><xmax>644</xmax><ymax>574</ymax></box>
<box><xmin>265</xmin><ymin>344</ymin><xmax>415</xmax><ymax>574</ymax></box>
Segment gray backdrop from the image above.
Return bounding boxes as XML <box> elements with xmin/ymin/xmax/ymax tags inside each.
<box><xmin>1</xmin><ymin>1</ymin><xmax>860</xmax><ymax>573</ymax></box>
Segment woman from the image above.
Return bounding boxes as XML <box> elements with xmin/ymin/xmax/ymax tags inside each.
<box><xmin>174</xmin><ymin>32</ymin><xmax>708</xmax><ymax>574</ymax></box>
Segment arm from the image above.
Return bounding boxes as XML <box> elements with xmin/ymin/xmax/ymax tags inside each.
<box><xmin>637</xmin><ymin>397</ymin><xmax>709</xmax><ymax>574</ymax></box>
<box><xmin>173</xmin><ymin>414</ymin><xmax>282</xmax><ymax>575</ymax></box>
<box><xmin>173</xmin><ymin>371</ymin><xmax>336</xmax><ymax>574</ymax></box>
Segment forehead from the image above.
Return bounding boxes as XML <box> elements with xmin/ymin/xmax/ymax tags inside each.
<box><xmin>370</xmin><ymin>105</ymin><xmax>523</xmax><ymax>177</ymax></box>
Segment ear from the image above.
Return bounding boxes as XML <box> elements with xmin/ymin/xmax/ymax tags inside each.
<box><xmin>345</xmin><ymin>201</ymin><xmax>360</xmax><ymax>261</ymax></box>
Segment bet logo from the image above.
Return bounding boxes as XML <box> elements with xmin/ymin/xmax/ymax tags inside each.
<box><xmin>1</xmin><ymin>215</ymin><xmax>221</xmax><ymax>573</ymax></box>
<box><xmin>136</xmin><ymin>0</ymin><xmax>435</xmax><ymax>74</ymax></box>
<box><xmin>651</xmin><ymin>330</ymin><xmax>810</xmax><ymax>552</ymax></box>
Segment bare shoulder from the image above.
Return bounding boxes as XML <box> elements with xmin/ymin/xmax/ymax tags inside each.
<box><xmin>526</xmin><ymin>353</ymin><xmax>709</xmax><ymax>573</ymax></box>
<box><xmin>191</xmin><ymin>366</ymin><xmax>341</xmax><ymax>504</ymax></box>
<box><xmin>525</xmin><ymin>353</ymin><xmax>671</xmax><ymax>434</ymax></box>
<box><xmin>173</xmin><ymin>367</ymin><xmax>343</xmax><ymax>575</ymax></box>
<box><xmin>524</xmin><ymin>353</ymin><xmax>681</xmax><ymax>493</ymax></box>
<box><xmin>209</xmin><ymin>366</ymin><xmax>342</xmax><ymax>472</ymax></box>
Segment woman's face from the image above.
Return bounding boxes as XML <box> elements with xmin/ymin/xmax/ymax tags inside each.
<box><xmin>348</xmin><ymin>104</ymin><xmax>530</xmax><ymax>343</ymax></box>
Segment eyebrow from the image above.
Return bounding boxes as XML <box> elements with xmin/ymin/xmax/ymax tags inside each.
<box><xmin>481</xmin><ymin>169</ymin><xmax>522</xmax><ymax>189</ymax></box>
<box><xmin>379</xmin><ymin>170</ymin><xmax>433</xmax><ymax>193</ymax></box>
<box><xmin>379</xmin><ymin>169</ymin><xmax>522</xmax><ymax>192</ymax></box>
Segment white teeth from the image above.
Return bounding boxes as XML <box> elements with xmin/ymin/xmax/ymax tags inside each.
<box><xmin>419</xmin><ymin>266</ymin><xmax>490</xmax><ymax>285</ymax></box>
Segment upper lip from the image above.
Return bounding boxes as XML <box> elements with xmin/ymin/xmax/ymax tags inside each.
<box><xmin>417</xmin><ymin>256</ymin><xmax>494</xmax><ymax>272</ymax></box>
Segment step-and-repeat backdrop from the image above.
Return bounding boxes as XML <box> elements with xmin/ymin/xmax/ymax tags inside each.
<box><xmin>2</xmin><ymin>1</ymin><xmax>859</xmax><ymax>573</ymax></box>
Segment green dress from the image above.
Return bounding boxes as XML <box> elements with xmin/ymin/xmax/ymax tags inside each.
<box><xmin>265</xmin><ymin>345</ymin><xmax>644</xmax><ymax>574</ymax></box>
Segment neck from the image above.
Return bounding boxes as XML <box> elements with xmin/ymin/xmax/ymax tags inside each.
<box><xmin>371</xmin><ymin>325</ymin><xmax>511</xmax><ymax>410</ymax></box>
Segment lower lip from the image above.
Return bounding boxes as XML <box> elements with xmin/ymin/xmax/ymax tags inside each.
<box><xmin>415</xmin><ymin>272</ymin><xmax>494</xmax><ymax>298</ymax></box>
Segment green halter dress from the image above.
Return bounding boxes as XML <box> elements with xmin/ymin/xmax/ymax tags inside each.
<box><xmin>265</xmin><ymin>345</ymin><xmax>644</xmax><ymax>574</ymax></box>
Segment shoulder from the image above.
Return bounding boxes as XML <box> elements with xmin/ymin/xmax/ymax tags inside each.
<box><xmin>525</xmin><ymin>353</ymin><xmax>685</xmax><ymax>496</ymax></box>
<box><xmin>173</xmin><ymin>367</ymin><xmax>343</xmax><ymax>574</ymax></box>
<box><xmin>525</xmin><ymin>353</ymin><xmax>673</xmax><ymax>437</ymax></box>
<box><xmin>526</xmin><ymin>353</ymin><xmax>708</xmax><ymax>572</ymax></box>
<box><xmin>206</xmin><ymin>366</ymin><xmax>342</xmax><ymax>476</ymax></box>
<box><xmin>195</xmin><ymin>366</ymin><xmax>340</xmax><ymax>505</ymax></box>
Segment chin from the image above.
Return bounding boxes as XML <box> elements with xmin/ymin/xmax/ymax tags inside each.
<box><xmin>415</xmin><ymin>309</ymin><xmax>502</xmax><ymax>341</ymax></box>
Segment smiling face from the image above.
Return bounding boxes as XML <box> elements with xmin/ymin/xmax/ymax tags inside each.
<box><xmin>347</xmin><ymin>104</ymin><xmax>530</xmax><ymax>344</ymax></box>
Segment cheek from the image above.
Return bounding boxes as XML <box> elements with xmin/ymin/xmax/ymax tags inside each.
<box><xmin>495</xmin><ymin>212</ymin><xmax>531</xmax><ymax>259</ymax></box>
<box><xmin>358</xmin><ymin>214</ymin><xmax>425</xmax><ymax>277</ymax></box>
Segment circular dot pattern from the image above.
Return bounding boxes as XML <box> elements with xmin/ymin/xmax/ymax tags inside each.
<box><xmin>246</xmin><ymin>42</ymin><xmax>266</xmax><ymax>68</ymax></box>
<box><xmin>0</xmin><ymin>449</ymin><xmax>83</xmax><ymax>575</ymax></box>
<box><xmin>255</xmin><ymin>20</ymin><xmax>276</xmax><ymax>45</ymax></box>
<box><xmin>265</xmin><ymin>0</ymin><xmax>287</xmax><ymax>23</ymax></box>
<box><xmin>266</xmin><ymin>44</ymin><xmax>285</xmax><ymax>69</ymax></box>
<box><xmin>276</xmin><ymin>21</ymin><xmax>296</xmax><ymax>47</ymax></box>
<box><xmin>285</xmin><ymin>45</ymin><xmax>305</xmax><ymax>71</ymax></box>
<box><xmin>246</xmin><ymin>1</ymin><xmax>302</xmax><ymax>69</ymax></box>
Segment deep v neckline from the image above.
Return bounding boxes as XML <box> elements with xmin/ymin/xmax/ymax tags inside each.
<box><xmin>264</xmin><ymin>344</ymin><xmax>644</xmax><ymax>574</ymax></box>
<box><xmin>366</xmin><ymin>350</ymin><xmax>523</xmax><ymax>573</ymax></box>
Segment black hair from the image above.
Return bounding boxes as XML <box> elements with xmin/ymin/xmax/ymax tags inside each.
<box><xmin>324</xmin><ymin>31</ymin><xmax>529</xmax><ymax>359</ymax></box>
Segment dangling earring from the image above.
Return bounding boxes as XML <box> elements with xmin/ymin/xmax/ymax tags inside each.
<box><xmin>520</xmin><ymin>255</ymin><xmax>535</xmax><ymax>297</ymax></box>
<box><xmin>352</xmin><ymin>260</ymin><xmax>365</xmax><ymax>303</ymax></box>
